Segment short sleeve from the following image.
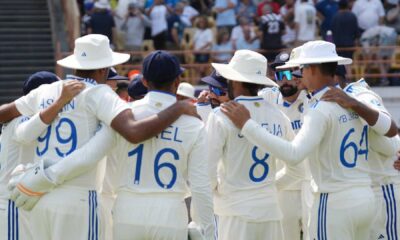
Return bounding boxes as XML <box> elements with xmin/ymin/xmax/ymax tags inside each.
<box><xmin>86</xmin><ymin>86</ymin><xmax>130</xmax><ymax>126</ymax></box>
<box><xmin>14</xmin><ymin>84</ymin><xmax>47</xmax><ymax>116</ymax></box>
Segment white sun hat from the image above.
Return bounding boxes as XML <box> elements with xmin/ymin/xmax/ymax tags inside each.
<box><xmin>211</xmin><ymin>50</ymin><xmax>277</xmax><ymax>87</ymax></box>
<box><xmin>289</xmin><ymin>40</ymin><xmax>352</xmax><ymax>65</ymax></box>
<box><xmin>177</xmin><ymin>82</ymin><xmax>196</xmax><ymax>99</ymax></box>
<box><xmin>57</xmin><ymin>34</ymin><xmax>130</xmax><ymax>70</ymax></box>
<box><xmin>276</xmin><ymin>46</ymin><xmax>303</xmax><ymax>70</ymax></box>
<box><xmin>94</xmin><ymin>0</ymin><xmax>111</xmax><ymax>9</ymax></box>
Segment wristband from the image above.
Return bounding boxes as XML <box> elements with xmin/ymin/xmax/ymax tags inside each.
<box><xmin>371</xmin><ymin>111</ymin><xmax>391</xmax><ymax>135</ymax></box>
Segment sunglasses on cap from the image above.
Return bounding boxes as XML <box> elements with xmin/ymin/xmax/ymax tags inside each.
<box><xmin>275</xmin><ymin>70</ymin><xmax>293</xmax><ymax>81</ymax></box>
<box><xmin>209</xmin><ymin>86</ymin><xmax>226</xmax><ymax>96</ymax></box>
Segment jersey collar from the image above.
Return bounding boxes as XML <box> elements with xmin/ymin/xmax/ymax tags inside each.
<box><xmin>66</xmin><ymin>74</ymin><xmax>98</xmax><ymax>85</ymax></box>
<box><xmin>234</xmin><ymin>95</ymin><xmax>264</xmax><ymax>102</ymax></box>
<box><xmin>143</xmin><ymin>90</ymin><xmax>177</xmax><ymax>110</ymax></box>
<box><xmin>310</xmin><ymin>84</ymin><xmax>340</xmax><ymax>101</ymax></box>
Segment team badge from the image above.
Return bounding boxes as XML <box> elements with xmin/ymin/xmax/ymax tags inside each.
<box><xmin>254</xmin><ymin>102</ymin><xmax>260</xmax><ymax>107</ymax></box>
<box><xmin>155</xmin><ymin>102</ymin><xmax>162</xmax><ymax>108</ymax></box>
<box><xmin>298</xmin><ymin>103</ymin><xmax>304</xmax><ymax>113</ymax></box>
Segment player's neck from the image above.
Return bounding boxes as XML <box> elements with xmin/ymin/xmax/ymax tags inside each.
<box><xmin>310</xmin><ymin>76</ymin><xmax>336</xmax><ymax>92</ymax></box>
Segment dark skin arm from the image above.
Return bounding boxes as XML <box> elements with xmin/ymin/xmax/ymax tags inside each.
<box><xmin>111</xmin><ymin>100</ymin><xmax>199</xmax><ymax>144</ymax></box>
<box><xmin>321</xmin><ymin>87</ymin><xmax>398</xmax><ymax>137</ymax></box>
<box><xmin>0</xmin><ymin>103</ymin><xmax>21</xmax><ymax>123</ymax></box>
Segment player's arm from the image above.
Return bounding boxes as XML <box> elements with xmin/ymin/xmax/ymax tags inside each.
<box><xmin>188</xmin><ymin>127</ymin><xmax>216</xmax><ymax>240</ymax></box>
<box><xmin>369</xmin><ymin>131</ymin><xmax>400</xmax><ymax>158</ymax></box>
<box><xmin>321</xmin><ymin>87</ymin><xmax>398</xmax><ymax>137</ymax></box>
<box><xmin>14</xmin><ymin>80</ymin><xmax>85</xmax><ymax>144</ymax></box>
<box><xmin>206</xmin><ymin>111</ymin><xmax>226</xmax><ymax>189</ymax></box>
<box><xmin>221</xmin><ymin>101</ymin><xmax>327</xmax><ymax>165</ymax></box>
<box><xmin>0</xmin><ymin>102</ymin><xmax>20</xmax><ymax>123</ymax></box>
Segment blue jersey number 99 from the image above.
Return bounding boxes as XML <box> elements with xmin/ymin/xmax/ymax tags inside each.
<box><xmin>340</xmin><ymin>125</ymin><xmax>368</xmax><ymax>168</ymax></box>
<box><xmin>249</xmin><ymin>146</ymin><xmax>270</xmax><ymax>182</ymax></box>
<box><xmin>128</xmin><ymin>144</ymin><xmax>180</xmax><ymax>189</ymax></box>
<box><xmin>36</xmin><ymin>117</ymin><xmax>77</xmax><ymax>157</ymax></box>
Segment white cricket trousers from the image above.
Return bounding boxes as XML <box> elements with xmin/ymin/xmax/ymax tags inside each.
<box><xmin>217</xmin><ymin>215</ymin><xmax>284</xmax><ymax>240</ymax></box>
<box><xmin>29</xmin><ymin>186</ymin><xmax>100</xmax><ymax>240</ymax></box>
<box><xmin>301</xmin><ymin>181</ymin><xmax>314</xmax><ymax>240</ymax></box>
<box><xmin>113</xmin><ymin>192</ymin><xmax>188</xmax><ymax>240</ymax></box>
<box><xmin>369</xmin><ymin>183</ymin><xmax>400</xmax><ymax>240</ymax></box>
<box><xmin>309</xmin><ymin>186</ymin><xmax>376</xmax><ymax>240</ymax></box>
<box><xmin>278</xmin><ymin>190</ymin><xmax>302</xmax><ymax>240</ymax></box>
<box><xmin>0</xmin><ymin>199</ymin><xmax>31</xmax><ymax>240</ymax></box>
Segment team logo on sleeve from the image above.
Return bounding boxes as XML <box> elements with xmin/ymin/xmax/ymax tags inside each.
<box><xmin>298</xmin><ymin>103</ymin><xmax>304</xmax><ymax>113</ymax></box>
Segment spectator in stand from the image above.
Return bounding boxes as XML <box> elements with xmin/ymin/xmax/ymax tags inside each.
<box><xmin>385</xmin><ymin>1</ymin><xmax>400</xmax><ymax>34</ymax></box>
<box><xmin>236</xmin><ymin>0</ymin><xmax>256</xmax><ymax>23</ymax></box>
<box><xmin>331</xmin><ymin>0</ymin><xmax>359</xmax><ymax>61</ymax></box>
<box><xmin>231</xmin><ymin>17</ymin><xmax>256</xmax><ymax>49</ymax></box>
<box><xmin>256</xmin><ymin>0</ymin><xmax>280</xmax><ymax>17</ymax></box>
<box><xmin>316</xmin><ymin>0</ymin><xmax>338</xmax><ymax>40</ymax></box>
<box><xmin>214</xmin><ymin>0</ymin><xmax>238</xmax><ymax>31</ymax></box>
<box><xmin>236</xmin><ymin>25</ymin><xmax>260</xmax><ymax>50</ymax></box>
<box><xmin>352</xmin><ymin>0</ymin><xmax>385</xmax><ymax>33</ymax></box>
<box><xmin>294</xmin><ymin>0</ymin><xmax>316</xmax><ymax>45</ymax></box>
<box><xmin>121</xmin><ymin>3</ymin><xmax>151</xmax><ymax>61</ymax></box>
<box><xmin>212</xmin><ymin>29</ymin><xmax>234</xmax><ymax>63</ymax></box>
<box><xmin>191</xmin><ymin>0</ymin><xmax>213</xmax><ymax>15</ymax></box>
<box><xmin>280</xmin><ymin>0</ymin><xmax>296</xmax><ymax>47</ymax></box>
<box><xmin>180</xmin><ymin>0</ymin><xmax>200</xmax><ymax>27</ymax></box>
<box><xmin>167</xmin><ymin>3</ymin><xmax>187</xmax><ymax>50</ymax></box>
<box><xmin>87</xmin><ymin>0</ymin><xmax>117</xmax><ymax>48</ymax></box>
<box><xmin>259</xmin><ymin>5</ymin><xmax>285</xmax><ymax>61</ymax></box>
<box><xmin>192</xmin><ymin>15</ymin><xmax>214</xmax><ymax>76</ymax></box>
<box><xmin>81</xmin><ymin>2</ymin><xmax>95</xmax><ymax>36</ymax></box>
<box><xmin>147</xmin><ymin>0</ymin><xmax>170</xmax><ymax>50</ymax></box>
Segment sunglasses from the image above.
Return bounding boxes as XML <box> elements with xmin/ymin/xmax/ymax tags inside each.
<box><xmin>275</xmin><ymin>70</ymin><xmax>293</xmax><ymax>81</ymax></box>
<box><xmin>209</xmin><ymin>86</ymin><xmax>226</xmax><ymax>96</ymax></box>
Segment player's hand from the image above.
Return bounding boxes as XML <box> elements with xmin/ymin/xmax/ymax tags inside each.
<box><xmin>178</xmin><ymin>99</ymin><xmax>201</xmax><ymax>119</ymax></box>
<box><xmin>220</xmin><ymin>101</ymin><xmax>250</xmax><ymax>129</ymax></box>
<box><xmin>59</xmin><ymin>80</ymin><xmax>85</xmax><ymax>104</ymax></box>
<box><xmin>8</xmin><ymin>159</ymin><xmax>56</xmax><ymax>211</ymax></box>
<box><xmin>393</xmin><ymin>151</ymin><xmax>400</xmax><ymax>171</ymax></box>
<box><xmin>197</xmin><ymin>90</ymin><xmax>210</xmax><ymax>104</ymax></box>
<box><xmin>321</xmin><ymin>87</ymin><xmax>358</xmax><ymax>109</ymax></box>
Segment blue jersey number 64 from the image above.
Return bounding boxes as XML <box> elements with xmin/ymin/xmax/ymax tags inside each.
<box><xmin>340</xmin><ymin>125</ymin><xmax>368</xmax><ymax>168</ymax></box>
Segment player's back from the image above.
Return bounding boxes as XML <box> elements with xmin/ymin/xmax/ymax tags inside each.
<box><xmin>113</xmin><ymin>91</ymin><xmax>205</xmax><ymax>195</ymax></box>
<box><xmin>15</xmin><ymin>77</ymin><xmax>127</xmax><ymax>189</ymax></box>
<box><xmin>307</xmin><ymin>91</ymin><xmax>371</xmax><ymax>193</ymax></box>
<box><xmin>209</xmin><ymin>96</ymin><xmax>292</xmax><ymax>221</ymax></box>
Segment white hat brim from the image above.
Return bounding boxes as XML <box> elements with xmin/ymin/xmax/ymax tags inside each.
<box><xmin>177</xmin><ymin>91</ymin><xmax>196</xmax><ymax>99</ymax></box>
<box><xmin>276</xmin><ymin>63</ymin><xmax>300</xmax><ymax>70</ymax></box>
<box><xmin>289</xmin><ymin>56</ymin><xmax>352</xmax><ymax>65</ymax></box>
<box><xmin>211</xmin><ymin>63</ymin><xmax>278</xmax><ymax>87</ymax></box>
<box><xmin>57</xmin><ymin>52</ymin><xmax>130</xmax><ymax>70</ymax></box>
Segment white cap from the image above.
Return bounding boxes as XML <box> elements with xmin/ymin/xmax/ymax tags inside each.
<box><xmin>94</xmin><ymin>0</ymin><xmax>111</xmax><ymax>9</ymax></box>
<box><xmin>57</xmin><ymin>34</ymin><xmax>130</xmax><ymax>70</ymax></box>
<box><xmin>212</xmin><ymin>50</ymin><xmax>277</xmax><ymax>87</ymax></box>
<box><xmin>177</xmin><ymin>82</ymin><xmax>196</xmax><ymax>99</ymax></box>
<box><xmin>289</xmin><ymin>40</ymin><xmax>352</xmax><ymax>65</ymax></box>
<box><xmin>276</xmin><ymin>46</ymin><xmax>303</xmax><ymax>70</ymax></box>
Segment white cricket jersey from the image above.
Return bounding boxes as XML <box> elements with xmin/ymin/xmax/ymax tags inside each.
<box><xmin>108</xmin><ymin>91</ymin><xmax>214</xmax><ymax>238</ymax></box>
<box><xmin>196</xmin><ymin>102</ymin><xmax>213</xmax><ymax>124</ymax></box>
<box><xmin>344</xmin><ymin>80</ymin><xmax>400</xmax><ymax>186</ymax></box>
<box><xmin>0</xmin><ymin>114</ymin><xmax>48</xmax><ymax>199</ymax></box>
<box><xmin>14</xmin><ymin>76</ymin><xmax>129</xmax><ymax>190</ymax></box>
<box><xmin>242</xmin><ymin>86</ymin><xmax>372</xmax><ymax>193</ymax></box>
<box><xmin>259</xmin><ymin>87</ymin><xmax>310</xmax><ymax>190</ymax></box>
<box><xmin>207</xmin><ymin>96</ymin><xmax>294</xmax><ymax>221</ymax></box>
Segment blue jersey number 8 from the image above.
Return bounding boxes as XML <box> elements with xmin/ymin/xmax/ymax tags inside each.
<box><xmin>249</xmin><ymin>146</ymin><xmax>270</xmax><ymax>182</ymax></box>
<box><xmin>340</xmin><ymin>125</ymin><xmax>368</xmax><ymax>168</ymax></box>
<box><xmin>128</xmin><ymin>144</ymin><xmax>180</xmax><ymax>189</ymax></box>
<box><xmin>36</xmin><ymin>117</ymin><xmax>77</xmax><ymax>157</ymax></box>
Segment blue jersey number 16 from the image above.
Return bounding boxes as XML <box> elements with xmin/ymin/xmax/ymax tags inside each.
<box><xmin>128</xmin><ymin>144</ymin><xmax>180</xmax><ymax>189</ymax></box>
<box><xmin>340</xmin><ymin>125</ymin><xmax>368</xmax><ymax>168</ymax></box>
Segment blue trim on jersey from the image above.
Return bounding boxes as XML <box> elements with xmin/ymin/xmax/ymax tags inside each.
<box><xmin>235</xmin><ymin>97</ymin><xmax>263</xmax><ymax>102</ymax></box>
<box><xmin>7</xmin><ymin>200</ymin><xmax>18</xmax><ymax>240</ymax></box>
<box><xmin>317</xmin><ymin>193</ymin><xmax>328</xmax><ymax>240</ymax></box>
<box><xmin>8</xmin><ymin>200</ymin><xmax>11</xmax><ymax>240</ymax></box>
<box><xmin>88</xmin><ymin>191</ymin><xmax>92</xmax><ymax>240</ymax></box>
<box><xmin>66</xmin><ymin>75</ymin><xmax>98</xmax><ymax>86</ymax></box>
<box><xmin>149</xmin><ymin>90</ymin><xmax>176</xmax><ymax>97</ymax></box>
<box><xmin>213</xmin><ymin>215</ymin><xmax>218</xmax><ymax>240</ymax></box>
<box><xmin>16</xmin><ymin>204</ymin><xmax>19</xmax><ymax>240</ymax></box>
<box><xmin>88</xmin><ymin>191</ymin><xmax>98</xmax><ymax>240</ymax></box>
<box><xmin>197</xmin><ymin>102</ymin><xmax>211</xmax><ymax>106</ymax></box>
<box><xmin>283</xmin><ymin>101</ymin><xmax>291</xmax><ymax>107</ymax></box>
<box><xmin>390</xmin><ymin>184</ymin><xmax>398</xmax><ymax>240</ymax></box>
<box><xmin>383</xmin><ymin>184</ymin><xmax>398</xmax><ymax>240</ymax></box>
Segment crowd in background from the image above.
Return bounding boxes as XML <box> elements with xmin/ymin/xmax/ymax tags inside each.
<box><xmin>76</xmin><ymin>0</ymin><xmax>400</xmax><ymax>86</ymax></box>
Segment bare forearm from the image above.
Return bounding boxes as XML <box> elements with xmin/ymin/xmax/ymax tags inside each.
<box><xmin>39</xmin><ymin>100</ymin><xmax>65</xmax><ymax>124</ymax></box>
<box><xmin>112</xmin><ymin>103</ymin><xmax>185</xmax><ymax>144</ymax></box>
<box><xmin>0</xmin><ymin>102</ymin><xmax>21</xmax><ymax>123</ymax></box>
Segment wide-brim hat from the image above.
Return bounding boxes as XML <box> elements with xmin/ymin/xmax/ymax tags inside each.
<box><xmin>288</xmin><ymin>40</ymin><xmax>352</xmax><ymax>66</ymax></box>
<box><xmin>211</xmin><ymin>50</ymin><xmax>277</xmax><ymax>87</ymax></box>
<box><xmin>276</xmin><ymin>46</ymin><xmax>303</xmax><ymax>70</ymax></box>
<box><xmin>177</xmin><ymin>82</ymin><xmax>196</xmax><ymax>99</ymax></box>
<box><xmin>57</xmin><ymin>34</ymin><xmax>130</xmax><ymax>70</ymax></box>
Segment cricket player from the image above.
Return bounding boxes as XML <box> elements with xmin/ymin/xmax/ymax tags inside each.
<box><xmin>0</xmin><ymin>34</ymin><xmax>197</xmax><ymax>240</ymax></box>
<box><xmin>221</xmin><ymin>41</ymin><xmax>397</xmax><ymax>240</ymax></box>
<box><xmin>0</xmin><ymin>72</ymin><xmax>84</xmax><ymax>240</ymax></box>
<box><xmin>208</xmin><ymin>50</ymin><xmax>292</xmax><ymax>240</ymax></box>
<box><xmin>259</xmin><ymin>50</ymin><xmax>310</xmax><ymax>240</ymax></box>
<box><xmin>323</xmin><ymin>79</ymin><xmax>400</xmax><ymax>240</ymax></box>
<box><xmin>107</xmin><ymin>51</ymin><xmax>214</xmax><ymax>240</ymax></box>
